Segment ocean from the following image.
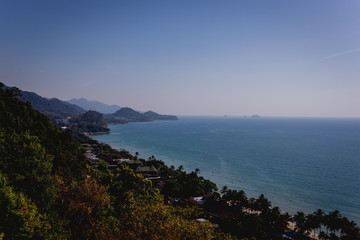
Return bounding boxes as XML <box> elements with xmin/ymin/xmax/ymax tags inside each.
<box><xmin>91</xmin><ymin>117</ymin><xmax>360</xmax><ymax>224</ymax></box>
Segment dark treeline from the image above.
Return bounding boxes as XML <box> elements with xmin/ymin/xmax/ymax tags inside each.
<box><xmin>218</xmin><ymin>187</ymin><xmax>359</xmax><ymax>240</ymax></box>
<box><xmin>0</xmin><ymin>83</ymin><xmax>359</xmax><ymax>240</ymax></box>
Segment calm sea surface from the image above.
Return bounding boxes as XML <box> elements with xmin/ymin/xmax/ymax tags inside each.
<box><xmin>91</xmin><ymin>117</ymin><xmax>360</xmax><ymax>223</ymax></box>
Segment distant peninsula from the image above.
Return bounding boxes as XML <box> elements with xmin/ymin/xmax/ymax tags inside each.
<box><xmin>1</xmin><ymin>85</ymin><xmax>178</xmax><ymax>136</ymax></box>
<box><xmin>106</xmin><ymin>107</ymin><xmax>178</xmax><ymax>124</ymax></box>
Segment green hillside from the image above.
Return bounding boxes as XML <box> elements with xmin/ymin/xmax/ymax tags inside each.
<box><xmin>111</xmin><ymin>107</ymin><xmax>151</xmax><ymax>122</ymax></box>
<box><xmin>110</xmin><ymin>107</ymin><xmax>178</xmax><ymax>123</ymax></box>
<box><xmin>18</xmin><ymin>88</ymin><xmax>85</xmax><ymax>115</ymax></box>
<box><xmin>0</xmin><ymin>83</ymin><xmax>228</xmax><ymax>239</ymax></box>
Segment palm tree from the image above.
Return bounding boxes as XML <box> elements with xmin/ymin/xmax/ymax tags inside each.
<box><xmin>293</xmin><ymin>211</ymin><xmax>306</xmax><ymax>234</ymax></box>
<box><xmin>327</xmin><ymin>210</ymin><xmax>341</xmax><ymax>235</ymax></box>
<box><xmin>270</xmin><ymin>207</ymin><xmax>288</xmax><ymax>231</ymax></box>
<box><xmin>255</xmin><ymin>194</ymin><xmax>271</xmax><ymax>212</ymax></box>
<box><xmin>305</xmin><ymin>213</ymin><xmax>318</xmax><ymax>239</ymax></box>
<box><xmin>223</xmin><ymin>189</ymin><xmax>248</xmax><ymax>209</ymax></box>
<box><xmin>314</xmin><ymin>209</ymin><xmax>325</xmax><ymax>234</ymax></box>
<box><xmin>221</xmin><ymin>185</ymin><xmax>228</xmax><ymax>194</ymax></box>
<box><xmin>248</xmin><ymin>197</ymin><xmax>257</xmax><ymax>211</ymax></box>
<box><xmin>340</xmin><ymin>218</ymin><xmax>360</xmax><ymax>240</ymax></box>
<box><xmin>236</xmin><ymin>190</ymin><xmax>248</xmax><ymax>208</ymax></box>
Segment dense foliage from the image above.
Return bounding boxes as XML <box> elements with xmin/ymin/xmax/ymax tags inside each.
<box><xmin>0</xmin><ymin>83</ymin><xmax>229</xmax><ymax>239</ymax></box>
<box><xmin>72</xmin><ymin>111</ymin><xmax>107</xmax><ymax>126</ymax></box>
<box><xmin>217</xmin><ymin>187</ymin><xmax>360</xmax><ymax>239</ymax></box>
<box><xmin>143</xmin><ymin>159</ymin><xmax>217</xmax><ymax>199</ymax></box>
<box><xmin>69</xmin><ymin>110</ymin><xmax>110</xmax><ymax>134</ymax></box>
<box><xmin>0</xmin><ymin>85</ymin><xmax>86</xmax><ymax>179</ymax></box>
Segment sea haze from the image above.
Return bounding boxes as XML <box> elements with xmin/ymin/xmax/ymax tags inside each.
<box><xmin>91</xmin><ymin>117</ymin><xmax>360</xmax><ymax>224</ymax></box>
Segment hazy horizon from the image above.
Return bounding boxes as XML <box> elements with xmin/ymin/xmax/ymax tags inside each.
<box><xmin>1</xmin><ymin>1</ymin><xmax>360</xmax><ymax>118</ymax></box>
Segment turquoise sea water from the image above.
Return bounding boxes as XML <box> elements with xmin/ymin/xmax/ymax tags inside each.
<box><xmin>91</xmin><ymin>117</ymin><xmax>360</xmax><ymax>224</ymax></box>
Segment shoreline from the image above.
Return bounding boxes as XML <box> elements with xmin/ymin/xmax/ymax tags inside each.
<box><xmin>90</xmin><ymin>133</ymin><xmax>360</xmax><ymax>225</ymax></box>
<box><xmin>84</xmin><ymin>131</ymin><xmax>110</xmax><ymax>135</ymax></box>
<box><xmin>90</xmin><ymin>119</ymin><xmax>360</xmax><ymax>225</ymax></box>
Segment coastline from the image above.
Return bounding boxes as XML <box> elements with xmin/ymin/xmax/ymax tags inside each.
<box><xmin>84</xmin><ymin>131</ymin><xmax>110</xmax><ymax>135</ymax></box>
<box><xmin>90</xmin><ymin>117</ymin><xmax>360</xmax><ymax>225</ymax></box>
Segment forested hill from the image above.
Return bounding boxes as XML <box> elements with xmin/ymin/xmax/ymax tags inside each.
<box><xmin>0</xmin><ymin>84</ymin><xmax>86</xmax><ymax>179</ymax></box>
<box><xmin>3</xmin><ymin>85</ymin><xmax>177</xmax><ymax>123</ymax></box>
<box><xmin>17</xmin><ymin>89</ymin><xmax>86</xmax><ymax>115</ymax></box>
<box><xmin>0</xmin><ymin>82</ymin><xmax>228</xmax><ymax>239</ymax></box>
<box><xmin>144</xmin><ymin>110</ymin><xmax>178</xmax><ymax>120</ymax></box>
<box><xmin>111</xmin><ymin>107</ymin><xmax>151</xmax><ymax>122</ymax></box>
<box><xmin>109</xmin><ymin>107</ymin><xmax>178</xmax><ymax>123</ymax></box>
<box><xmin>1</xmin><ymin>84</ymin><xmax>85</xmax><ymax>116</ymax></box>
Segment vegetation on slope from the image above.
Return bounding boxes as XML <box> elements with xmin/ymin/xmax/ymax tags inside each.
<box><xmin>0</xmin><ymin>82</ymin><xmax>229</xmax><ymax>239</ymax></box>
<box><xmin>69</xmin><ymin>110</ymin><xmax>110</xmax><ymax>134</ymax></box>
<box><xmin>108</xmin><ymin>107</ymin><xmax>178</xmax><ymax>123</ymax></box>
<box><xmin>111</xmin><ymin>107</ymin><xmax>152</xmax><ymax>122</ymax></box>
<box><xmin>18</xmin><ymin>88</ymin><xmax>85</xmax><ymax>115</ymax></box>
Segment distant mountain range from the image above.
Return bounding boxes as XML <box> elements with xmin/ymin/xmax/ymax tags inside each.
<box><xmin>68</xmin><ymin>98</ymin><xmax>178</xmax><ymax>122</ymax></box>
<box><xmin>17</xmin><ymin>89</ymin><xmax>85</xmax><ymax>115</ymax></box>
<box><xmin>1</xmin><ymin>84</ymin><xmax>177</xmax><ymax>123</ymax></box>
<box><xmin>67</xmin><ymin>98</ymin><xmax>121</xmax><ymax>114</ymax></box>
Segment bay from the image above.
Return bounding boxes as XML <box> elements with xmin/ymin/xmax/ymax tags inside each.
<box><xmin>91</xmin><ymin>116</ymin><xmax>360</xmax><ymax>224</ymax></box>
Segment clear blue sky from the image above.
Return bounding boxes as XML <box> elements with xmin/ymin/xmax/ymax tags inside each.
<box><xmin>1</xmin><ymin>0</ymin><xmax>360</xmax><ymax>117</ymax></box>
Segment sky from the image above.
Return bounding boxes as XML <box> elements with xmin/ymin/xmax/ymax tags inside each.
<box><xmin>1</xmin><ymin>0</ymin><xmax>360</xmax><ymax>117</ymax></box>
